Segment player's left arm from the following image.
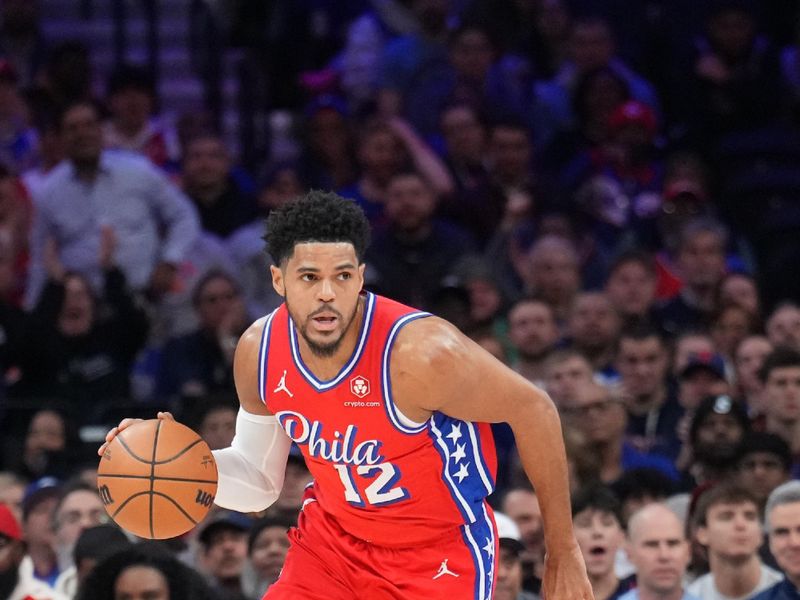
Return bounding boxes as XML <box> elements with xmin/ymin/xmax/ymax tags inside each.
<box><xmin>391</xmin><ymin>317</ymin><xmax>593</xmax><ymax>600</ymax></box>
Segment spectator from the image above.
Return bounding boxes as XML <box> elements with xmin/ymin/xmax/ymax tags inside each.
<box><xmin>377</xmin><ymin>0</ymin><xmax>451</xmax><ymax>118</ymax></box>
<box><xmin>196</xmin><ymin>512</ymin><xmax>251</xmax><ymax>599</ymax></box>
<box><xmin>507</xmin><ymin>298</ymin><xmax>560</xmax><ymax>385</ymax></box>
<box><xmin>542</xmin><ymin>348</ymin><xmax>594</xmax><ymax>411</ymax></box>
<box><xmin>26</xmin><ymin>100</ymin><xmax>200</xmax><ymax>307</ymax></box>
<box><xmin>689</xmin><ymin>483</ymin><xmax>782</xmax><ymax>599</ymax></box>
<box><xmin>672</xmin><ymin>331</ymin><xmax>716</xmax><ymax>380</ymax></box>
<box><xmin>0</xmin><ymin>0</ymin><xmax>46</xmax><ymax>87</ymax></box>
<box><xmin>20</xmin><ymin>477</ymin><xmax>60</xmax><ymax>587</ymax></box>
<box><xmin>502</xmin><ymin>487</ymin><xmax>544</xmax><ymax>595</ymax></box>
<box><xmin>757</xmin><ymin>348</ymin><xmax>800</xmax><ymax>468</ymax></box>
<box><xmin>620</xmin><ymin>503</ymin><xmax>698</xmax><ymax>600</ymax></box>
<box><xmin>0</xmin><ymin>60</ymin><xmax>38</xmax><ymax>174</ymax></box>
<box><xmin>611</xmin><ymin>468</ymin><xmax>676</xmax><ymax>524</ymax></box>
<box><xmin>76</xmin><ymin>543</ymin><xmax>215</xmax><ymax>600</ymax></box>
<box><xmin>736</xmin><ymin>433</ymin><xmax>792</xmax><ymax>512</ymax></box>
<box><xmin>568</xmin><ymin>381</ymin><xmax>678</xmax><ymax>484</ymax></box>
<box><xmin>438</xmin><ymin>103</ymin><xmax>488</xmax><ymax>196</ymax></box>
<box><xmin>181</xmin><ymin>133</ymin><xmax>258</xmax><ymax>239</ymax></box>
<box><xmin>103</xmin><ymin>64</ymin><xmax>180</xmax><ymax>171</ymax></box>
<box><xmin>676</xmin><ymin>353</ymin><xmax>731</xmax><ymax>418</ymax></box>
<box><xmin>616</xmin><ymin>325</ymin><xmax>682</xmax><ymax>461</ymax></box>
<box><xmin>750</xmin><ymin>481</ymin><xmax>800</xmax><ymax>600</ymax></box>
<box><xmin>567</xmin><ymin>292</ymin><xmax>622</xmax><ymax>377</ymax></box>
<box><xmin>765</xmin><ymin>303</ymin><xmax>800</xmax><ymax>352</ymax></box>
<box><xmin>242</xmin><ymin>515</ymin><xmax>293</xmax><ymax>599</ymax></box>
<box><xmin>339</xmin><ymin>117</ymin><xmax>454</xmax><ymax>226</ymax></box>
<box><xmin>733</xmin><ymin>335</ymin><xmax>773</xmax><ymax>416</ymax></box>
<box><xmin>14</xmin><ymin>233</ymin><xmax>149</xmax><ymax>416</ymax></box>
<box><xmin>298</xmin><ymin>96</ymin><xmax>356</xmax><ymax>191</ymax></box>
<box><xmin>158</xmin><ymin>270</ymin><xmax>249</xmax><ymax>405</ymax></box>
<box><xmin>686</xmin><ymin>1</ymin><xmax>783</xmax><ymax>143</ymax></box>
<box><xmin>71</xmin><ymin>524</ymin><xmax>132</xmax><ymax>589</ymax></box>
<box><xmin>52</xmin><ymin>483</ymin><xmax>106</xmax><ymax>597</ymax></box>
<box><xmin>604</xmin><ymin>250</ymin><xmax>659</xmax><ymax>327</ymax></box>
<box><xmin>532</xmin><ymin>16</ymin><xmax>659</xmax><ymax>148</ymax></box>
<box><xmin>717</xmin><ymin>272</ymin><xmax>761</xmax><ymax>319</ymax></box>
<box><xmin>516</xmin><ymin>235</ymin><xmax>581</xmax><ymax>322</ymax></box>
<box><xmin>0</xmin><ymin>163</ymin><xmax>32</xmax><ymax>305</ymax></box>
<box><xmin>571</xmin><ymin>485</ymin><xmax>633</xmax><ymax>600</ymax></box>
<box><xmin>365</xmin><ymin>170</ymin><xmax>475</xmax><ymax>310</ymax></box>
<box><xmin>189</xmin><ymin>394</ymin><xmax>238</xmax><ymax>451</ymax></box>
<box><xmin>710</xmin><ymin>304</ymin><xmax>760</xmax><ymax>362</ymax></box>
<box><xmin>658</xmin><ymin>218</ymin><xmax>729</xmax><ymax>336</ymax></box>
<box><xmin>265</xmin><ymin>448</ymin><xmax>312</xmax><ymax>523</ymax></box>
<box><xmin>0</xmin><ymin>503</ymin><xmax>65</xmax><ymax>600</ymax></box>
<box><xmin>0</xmin><ymin>474</ymin><xmax>25</xmax><ymax>521</ymax></box>
<box><xmin>20</xmin><ymin>95</ymin><xmax>64</xmax><ymax>199</ymax></box>
<box><xmin>494</xmin><ymin>512</ymin><xmax>540</xmax><ymax>600</ymax></box>
<box><xmin>681</xmin><ymin>394</ymin><xmax>750</xmax><ymax>487</ymax></box>
<box><xmin>13</xmin><ymin>410</ymin><xmax>75</xmax><ymax>481</ymax></box>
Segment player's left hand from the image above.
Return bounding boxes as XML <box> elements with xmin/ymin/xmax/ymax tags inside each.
<box><xmin>541</xmin><ymin>543</ymin><xmax>594</xmax><ymax>600</ymax></box>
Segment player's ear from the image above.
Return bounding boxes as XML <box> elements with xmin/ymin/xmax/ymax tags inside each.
<box><xmin>271</xmin><ymin>265</ymin><xmax>285</xmax><ymax>297</ymax></box>
<box><xmin>358</xmin><ymin>263</ymin><xmax>366</xmax><ymax>289</ymax></box>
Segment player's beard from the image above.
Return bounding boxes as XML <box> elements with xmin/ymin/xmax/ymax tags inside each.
<box><xmin>287</xmin><ymin>298</ymin><xmax>360</xmax><ymax>358</ymax></box>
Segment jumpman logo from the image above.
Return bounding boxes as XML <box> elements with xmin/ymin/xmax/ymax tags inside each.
<box><xmin>432</xmin><ymin>559</ymin><xmax>459</xmax><ymax>579</ymax></box>
<box><xmin>274</xmin><ymin>370</ymin><xmax>294</xmax><ymax>397</ymax></box>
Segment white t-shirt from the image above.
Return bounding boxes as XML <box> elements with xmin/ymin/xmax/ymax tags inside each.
<box><xmin>686</xmin><ymin>564</ymin><xmax>784</xmax><ymax>600</ymax></box>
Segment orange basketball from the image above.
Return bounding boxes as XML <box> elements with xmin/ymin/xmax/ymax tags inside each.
<box><xmin>97</xmin><ymin>419</ymin><xmax>218</xmax><ymax>539</ymax></box>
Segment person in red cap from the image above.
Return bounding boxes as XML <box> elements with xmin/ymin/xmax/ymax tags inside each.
<box><xmin>0</xmin><ymin>502</ymin><xmax>66</xmax><ymax>600</ymax></box>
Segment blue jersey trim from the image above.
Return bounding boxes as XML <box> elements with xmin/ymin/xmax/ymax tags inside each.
<box><xmin>288</xmin><ymin>292</ymin><xmax>376</xmax><ymax>391</ymax></box>
<box><xmin>461</xmin><ymin>503</ymin><xmax>495</xmax><ymax>600</ymax></box>
<box><xmin>466</xmin><ymin>422</ymin><xmax>495</xmax><ymax>494</ymax></box>
<box><xmin>381</xmin><ymin>311</ymin><xmax>431</xmax><ymax>434</ymax></box>
<box><xmin>257</xmin><ymin>309</ymin><xmax>279</xmax><ymax>405</ymax></box>
<box><xmin>429</xmin><ymin>417</ymin><xmax>476</xmax><ymax>522</ymax></box>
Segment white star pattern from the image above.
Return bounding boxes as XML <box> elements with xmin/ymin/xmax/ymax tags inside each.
<box><xmin>482</xmin><ymin>537</ymin><xmax>494</xmax><ymax>557</ymax></box>
<box><xmin>446</xmin><ymin>423</ymin><xmax>462</xmax><ymax>444</ymax></box>
<box><xmin>451</xmin><ymin>443</ymin><xmax>467</xmax><ymax>463</ymax></box>
<box><xmin>454</xmin><ymin>462</ymin><xmax>470</xmax><ymax>483</ymax></box>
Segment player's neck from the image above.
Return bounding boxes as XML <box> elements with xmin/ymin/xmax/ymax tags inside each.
<box><xmin>297</xmin><ymin>296</ymin><xmax>365</xmax><ymax>380</ymax></box>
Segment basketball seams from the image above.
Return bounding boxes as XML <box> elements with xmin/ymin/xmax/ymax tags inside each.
<box><xmin>149</xmin><ymin>420</ymin><xmax>162</xmax><ymax>539</ymax></box>
<box><xmin>98</xmin><ymin>474</ymin><xmax>218</xmax><ymax>484</ymax></box>
<box><xmin>152</xmin><ymin>492</ymin><xmax>199</xmax><ymax>527</ymax></box>
<box><xmin>153</xmin><ymin>437</ymin><xmax>204</xmax><ymax>464</ymax></box>
<box><xmin>115</xmin><ymin>434</ymin><xmax>152</xmax><ymax>464</ymax></box>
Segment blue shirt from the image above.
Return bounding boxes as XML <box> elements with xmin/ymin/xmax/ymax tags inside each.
<box><xmin>751</xmin><ymin>580</ymin><xmax>800</xmax><ymax>600</ymax></box>
<box><xmin>27</xmin><ymin>151</ymin><xmax>200</xmax><ymax>306</ymax></box>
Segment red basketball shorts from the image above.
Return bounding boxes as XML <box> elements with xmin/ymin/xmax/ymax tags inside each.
<box><xmin>263</xmin><ymin>498</ymin><xmax>498</xmax><ymax>599</ymax></box>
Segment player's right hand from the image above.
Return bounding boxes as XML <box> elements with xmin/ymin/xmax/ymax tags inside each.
<box><xmin>97</xmin><ymin>412</ymin><xmax>175</xmax><ymax>456</ymax></box>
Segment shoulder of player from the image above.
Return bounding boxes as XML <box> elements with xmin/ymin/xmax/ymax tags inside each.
<box><xmin>391</xmin><ymin>316</ymin><xmax>473</xmax><ymax>372</ymax></box>
<box><xmin>235</xmin><ymin>316</ymin><xmax>269</xmax><ymax>357</ymax></box>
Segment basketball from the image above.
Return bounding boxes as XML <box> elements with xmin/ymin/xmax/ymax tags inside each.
<box><xmin>97</xmin><ymin>419</ymin><xmax>218</xmax><ymax>539</ymax></box>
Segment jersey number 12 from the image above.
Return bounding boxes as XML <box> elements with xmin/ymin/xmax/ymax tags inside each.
<box><xmin>334</xmin><ymin>463</ymin><xmax>410</xmax><ymax>507</ymax></box>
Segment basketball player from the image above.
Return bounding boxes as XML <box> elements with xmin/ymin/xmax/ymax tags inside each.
<box><xmin>100</xmin><ymin>191</ymin><xmax>592</xmax><ymax>599</ymax></box>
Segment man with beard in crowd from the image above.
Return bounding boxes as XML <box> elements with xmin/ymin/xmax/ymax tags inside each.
<box><xmin>681</xmin><ymin>395</ymin><xmax>750</xmax><ymax>488</ymax></box>
<box><xmin>508</xmin><ymin>298</ymin><xmax>561</xmax><ymax>385</ymax></box>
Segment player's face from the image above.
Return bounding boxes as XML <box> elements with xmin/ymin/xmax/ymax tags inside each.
<box><xmin>272</xmin><ymin>242</ymin><xmax>365</xmax><ymax>358</ymax></box>
<box><xmin>114</xmin><ymin>565</ymin><xmax>169</xmax><ymax>600</ymax></box>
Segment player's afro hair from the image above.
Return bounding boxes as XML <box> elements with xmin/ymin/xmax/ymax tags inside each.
<box><xmin>265</xmin><ymin>190</ymin><xmax>370</xmax><ymax>265</ymax></box>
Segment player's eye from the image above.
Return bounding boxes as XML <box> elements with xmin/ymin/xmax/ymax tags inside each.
<box><xmin>301</xmin><ymin>274</ymin><xmax>316</xmax><ymax>282</ymax></box>
<box><xmin>338</xmin><ymin>272</ymin><xmax>352</xmax><ymax>280</ymax></box>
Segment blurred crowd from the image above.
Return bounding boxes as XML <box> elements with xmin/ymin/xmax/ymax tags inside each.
<box><xmin>1</xmin><ymin>0</ymin><xmax>800</xmax><ymax>598</ymax></box>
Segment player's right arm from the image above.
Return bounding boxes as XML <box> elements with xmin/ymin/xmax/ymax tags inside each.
<box><xmin>98</xmin><ymin>317</ymin><xmax>292</xmax><ymax>513</ymax></box>
<box><xmin>212</xmin><ymin>317</ymin><xmax>292</xmax><ymax>512</ymax></box>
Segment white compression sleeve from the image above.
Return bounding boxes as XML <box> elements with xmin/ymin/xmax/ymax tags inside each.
<box><xmin>211</xmin><ymin>408</ymin><xmax>292</xmax><ymax>512</ymax></box>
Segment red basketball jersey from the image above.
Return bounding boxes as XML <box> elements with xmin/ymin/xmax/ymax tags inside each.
<box><xmin>259</xmin><ymin>292</ymin><xmax>498</xmax><ymax>548</ymax></box>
